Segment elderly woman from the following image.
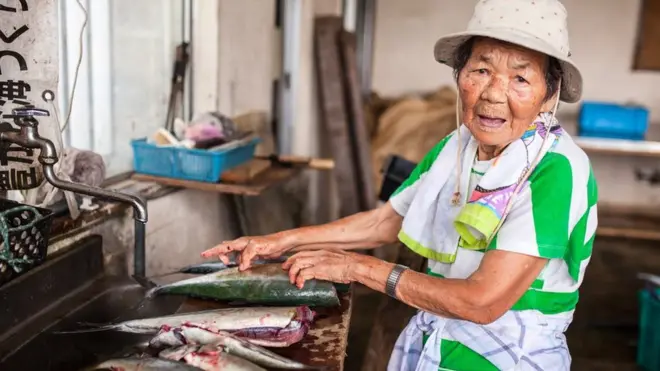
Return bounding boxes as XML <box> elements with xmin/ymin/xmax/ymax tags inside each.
<box><xmin>202</xmin><ymin>0</ymin><xmax>597</xmax><ymax>369</ymax></box>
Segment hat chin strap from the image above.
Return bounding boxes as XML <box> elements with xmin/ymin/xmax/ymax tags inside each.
<box><xmin>450</xmin><ymin>79</ymin><xmax>561</xmax><ymax>207</ymax></box>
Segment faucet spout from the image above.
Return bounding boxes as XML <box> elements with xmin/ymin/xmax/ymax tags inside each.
<box><xmin>1</xmin><ymin>107</ymin><xmax>149</xmax><ymax>278</ymax></box>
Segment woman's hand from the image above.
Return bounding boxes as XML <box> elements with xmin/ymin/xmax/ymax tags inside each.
<box><xmin>282</xmin><ymin>249</ymin><xmax>363</xmax><ymax>288</ymax></box>
<box><xmin>201</xmin><ymin>234</ymin><xmax>292</xmax><ymax>271</ymax></box>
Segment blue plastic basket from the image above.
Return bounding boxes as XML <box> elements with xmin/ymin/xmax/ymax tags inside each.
<box><xmin>638</xmin><ymin>289</ymin><xmax>660</xmax><ymax>370</ymax></box>
<box><xmin>131</xmin><ymin>137</ymin><xmax>260</xmax><ymax>183</ymax></box>
<box><xmin>578</xmin><ymin>101</ymin><xmax>649</xmax><ymax>141</ymax></box>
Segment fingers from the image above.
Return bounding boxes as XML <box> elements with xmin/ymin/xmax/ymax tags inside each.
<box><xmin>284</xmin><ymin>251</ymin><xmax>328</xmax><ymax>286</ymax></box>
<box><xmin>288</xmin><ymin>260</ymin><xmax>314</xmax><ymax>285</ymax></box>
<box><xmin>201</xmin><ymin>237</ymin><xmax>250</xmax><ymax>259</ymax></box>
<box><xmin>281</xmin><ymin>250</ymin><xmax>325</xmax><ymax>269</ymax></box>
<box><xmin>295</xmin><ymin>268</ymin><xmax>316</xmax><ymax>289</ymax></box>
<box><xmin>238</xmin><ymin>240</ymin><xmax>260</xmax><ymax>271</ymax></box>
<box><xmin>218</xmin><ymin>254</ymin><xmax>231</xmax><ymax>265</ymax></box>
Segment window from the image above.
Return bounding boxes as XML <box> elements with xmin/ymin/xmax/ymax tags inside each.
<box><xmin>58</xmin><ymin>0</ymin><xmax>192</xmax><ymax>177</ymax></box>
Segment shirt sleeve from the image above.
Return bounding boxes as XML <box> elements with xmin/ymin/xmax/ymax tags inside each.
<box><xmin>486</xmin><ymin>153</ymin><xmax>581</xmax><ymax>259</ymax></box>
<box><xmin>389</xmin><ymin>132</ymin><xmax>454</xmax><ymax>216</ymax></box>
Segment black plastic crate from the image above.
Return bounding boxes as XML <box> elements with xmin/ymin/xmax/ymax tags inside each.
<box><xmin>378</xmin><ymin>154</ymin><xmax>417</xmax><ymax>202</ymax></box>
<box><xmin>0</xmin><ymin>198</ymin><xmax>54</xmax><ymax>287</ymax></box>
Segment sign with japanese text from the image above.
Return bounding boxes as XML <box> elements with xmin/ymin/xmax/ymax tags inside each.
<box><xmin>0</xmin><ymin>0</ymin><xmax>59</xmax><ymax>190</ymax></box>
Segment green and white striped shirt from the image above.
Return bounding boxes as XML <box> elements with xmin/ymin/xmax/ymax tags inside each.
<box><xmin>390</xmin><ymin>131</ymin><xmax>598</xmax><ymax>370</ymax></box>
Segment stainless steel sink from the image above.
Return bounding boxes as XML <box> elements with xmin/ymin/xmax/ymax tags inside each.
<box><xmin>0</xmin><ymin>234</ymin><xmax>185</xmax><ymax>371</ymax></box>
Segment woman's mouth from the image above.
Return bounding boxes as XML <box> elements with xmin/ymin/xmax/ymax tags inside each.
<box><xmin>477</xmin><ymin>115</ymin><xmax>506</xmax><ymax>128</ymax></box>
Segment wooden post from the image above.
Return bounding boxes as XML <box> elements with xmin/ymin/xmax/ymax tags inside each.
<box><xmin>361</xmin><ymin>243</ymin><xmax>426</xmax><ymax>371</ymax></box>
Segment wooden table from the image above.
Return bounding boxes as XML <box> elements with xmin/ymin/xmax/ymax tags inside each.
<box><xmin>174</xmin><ymin>289</ymin><xmax>353</xmax><ymax>371</ymax></box>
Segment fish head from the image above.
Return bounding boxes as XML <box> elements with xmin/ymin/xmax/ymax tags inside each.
<box><xmin>149</xmin><ymin>326</ymin><xmax>187</xmax><ymax>349</ymax></box>
<box><xmin>159</xmin><ymin>344</ymin><xmax>199</xmax><ymax>361</ymax></box>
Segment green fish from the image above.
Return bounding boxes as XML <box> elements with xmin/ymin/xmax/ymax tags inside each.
<box><xmin>145</xmin><ymin>263</ymin><xmax>340</xmax><ymax>307</ymax></box>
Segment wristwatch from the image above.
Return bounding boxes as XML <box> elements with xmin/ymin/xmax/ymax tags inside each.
<box><xmin>385</xmin><ymin>264</ymin><xmax>408</xmax><ymax>299</ymax></box>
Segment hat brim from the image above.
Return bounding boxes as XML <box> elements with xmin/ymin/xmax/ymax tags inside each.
<box><xmin>433</xmin><ymin>28</ymin><xmax>583</xmax><ymax>103</ymax></box>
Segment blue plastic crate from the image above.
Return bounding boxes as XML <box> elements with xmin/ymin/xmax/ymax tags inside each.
<box><xmin>638</xmin><ymin>289</ymin><xmax>660</xmax><ymax>370</ymax></box>
<box><xmin>579</xmin><ymin>101</ymin><xmax>649</xmax><ymax>141</ymax></box>
<box><xmin>131</xmin><ymin>137</ymin><xmax>260</xmax><ymax>183</ymax></box>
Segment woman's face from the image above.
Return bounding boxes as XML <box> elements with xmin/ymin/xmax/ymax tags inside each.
<box><xmin>457</xmin><ymin>38</ymin><xmax>557</xmax><ymax>156</ymax></box>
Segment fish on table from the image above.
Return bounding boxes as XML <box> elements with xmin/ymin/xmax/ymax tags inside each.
<box><xmin>56</xmin><ymin>306</ymin><xmax>314</xmax><ymax>347</ymax></box>
<box><xmin>154</xmin><ymin>329</ymin><xmax>320</xmax><ymax>370</ymax></box>
<box><xmin>145</xmin><ymin>263</ymin><xmax>340</xmax><ymax>307</ymax></box>
<box><xmin>86</xmin><ymin>356</ymin><xmax>203</xmax><ymax>370</ymax></box>
<box><xmin>155</xmin><ymin>260</ymin><xmax>351</xmax><ymax>294</ymax></box>
<box><xmin>160</xmin><ymin>344</ymin><xmax>266</xmax><ymax>371</ymax></box>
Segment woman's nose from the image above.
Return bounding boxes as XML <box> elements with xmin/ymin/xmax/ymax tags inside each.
<box><xmin>480</xmin><ymin>77</ymin><xmax>507</xmax><ymax>104</ymax></box>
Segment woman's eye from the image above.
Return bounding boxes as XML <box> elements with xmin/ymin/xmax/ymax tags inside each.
<box><xmin>477</xmin><ymin>69</ymin><xmax>488</xmax><ymax>74</ymax></box>
<box><xmin>515</xmin><ymin>76</ymin><xmax>528</xmax><ymax>84</ymax></box>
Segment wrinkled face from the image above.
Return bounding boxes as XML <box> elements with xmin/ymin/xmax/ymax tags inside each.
<box><xmin>457</xmin><ymin>38</ymin><xmax>556</xmax><ymax>154</ymax></box>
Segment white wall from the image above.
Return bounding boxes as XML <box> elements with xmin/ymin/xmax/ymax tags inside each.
<box><xmin>67</xmin><ymin>0</ymin><xmax>290</xmax><ymax>273</ymax></box>
<box><xmin>372</xmin><ymin>0</ymin><xmax>660</xmax><ymax>208</ymax></box>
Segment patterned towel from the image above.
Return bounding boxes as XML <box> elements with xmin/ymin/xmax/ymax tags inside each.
<box><xmin>387</xmin><ymin>310</ymin><xmax>572</xmax><ymax>371</ymax></box>
<box><xmin>397</xmin><ymin>113</ymin><xmax>562</xmax><ymax>262</ymax></box>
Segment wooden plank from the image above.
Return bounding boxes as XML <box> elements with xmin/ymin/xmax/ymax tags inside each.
<box><xmin>219</xmin><ymin>159</ymin><xmax>271</xmax><ymax>184</ymax></box>
<box><xmin>176</xmin><ymin>290</ymin><xmax>353</xmax><ymax>371</ymax></box>
<box><xmin>361</xmin><ymin>243</ymin><xmax>426</xmax><ymax>371</ymax></box>
<box><xmin>597</xmin><ymin>227</ymin><xmax>660</xmax><ymax>241</ymax></box>
<box><xmin>131</xmin><ymin>167</ymin><xmax>300</xmax><ymax>196</ymax></box>
<box><xmin>314</xmin><ymin>16</ymin><xmax>361</xmax><ymax>217</ymax></box>
<box><xmin>633</xmin><ymin>0</ymin><xmax>660</xmax><ymax>71</ymax></box>
<box><xmin>339</xmin><ymin>30</ymin><xmax>377</xmax><ymax>212</ymax></box>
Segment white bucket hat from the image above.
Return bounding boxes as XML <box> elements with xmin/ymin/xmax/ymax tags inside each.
<box><xmin>433</xmin><ymin>0</ymin><xmax>582</xmax><ymax>103</ymax></box>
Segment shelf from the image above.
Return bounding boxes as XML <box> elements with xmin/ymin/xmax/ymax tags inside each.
<box><xmin>131</xmin><ymin>165</ymin><xmax>301</xmax><ymax>196</ymax></box>
<box><xmin>574</xmin><ymin>136</ymin><xmax>660</xmax><ymax>157</ymax></box>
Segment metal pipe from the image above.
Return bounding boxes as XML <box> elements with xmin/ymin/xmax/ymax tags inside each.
<box><xmin>1</xmin><ymin>107</ymin><xmax>149</xmax><ymax>278</ymax></box>
<box><xmin>41</xmin><ymin>165</ymin><xmax>148</xmax><ymax>223</ymax></box>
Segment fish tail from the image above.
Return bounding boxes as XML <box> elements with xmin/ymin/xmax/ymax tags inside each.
<box><xmin>144</xmin><ymin>286</ymin><xmax>161</xmax><ymax>299</ymax></box>
<box><xmin>146</xmin><ymin>270</ymin><xmax>179</xmax><ymax>279</ymax></box>
<box><xmin>52</xmin><ymin>322</ymin><xmax>118</xmax><ymax>334</ymax></box>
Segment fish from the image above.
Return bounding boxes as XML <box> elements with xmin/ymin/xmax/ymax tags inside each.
<box><xmin>86</xmin><ymin>356</ymin><xmax>203</xmax><ymax>370</ymax></box>
<box><xmin>55</xmin><ymin>306</ymin><xmax>314</xmax><ymax>347</ymax></box>
<box><xmin>151</xmin><ymin>256</ymin><xmax>289</xmax><ymax>278</ymax></box>
<box><xmin>156</xmin><ymin>262</ymin><xmax>351</xmax><ymax>295</ymax></box>
<box><xmin>160</xmin><ymin>344</ymin><xmax>266</xmax><ymax>371</ymax></box>
<box><xmin>153</xmin><ymin>328</ymin><xmax>321</xmax><ymax>369</ymax></box>
<box><xmin>145</xmin><ymin>263</ymin><xmax>340</xmax><ymax>307</ymax></box>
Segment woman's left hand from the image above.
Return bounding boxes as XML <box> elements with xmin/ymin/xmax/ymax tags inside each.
<box><xmin>282</xmin><ymin>249</ymin><xmax>362</xmax><ymax>288</ymax></box>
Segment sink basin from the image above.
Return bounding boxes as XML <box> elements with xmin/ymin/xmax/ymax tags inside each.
<box><xmin>0</xmin><ymin>234</ymin><xmax>185</xmax><ymax>371</ymax></box>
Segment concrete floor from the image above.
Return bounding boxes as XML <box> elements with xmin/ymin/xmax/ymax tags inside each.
<box><xmin>342</xmin><ymin>235</ymin><xmax>655</xmax><ymax>370</ymax></box>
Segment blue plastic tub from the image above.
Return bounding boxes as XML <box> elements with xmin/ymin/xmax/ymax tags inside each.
<box><xmin>578</xmin><ymin>101</ymin><xmax>649</xmax><ymax>140</ymax></box>
<box><xmin>131</xmin><ymin>137</ymin><xmax>260</xmax><ymax>183</ymax></box>
<box><xmin>638</xmin><ymin>289</ymin><xmax>660</xmax><ymax>370</ymax></box>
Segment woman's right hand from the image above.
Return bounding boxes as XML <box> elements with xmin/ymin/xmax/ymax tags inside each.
<box><xmin>200</xmin><ymin>233</ymin><xmax>293</xmax><ymax>271</ymax></box>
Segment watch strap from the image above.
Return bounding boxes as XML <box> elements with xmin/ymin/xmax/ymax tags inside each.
<box><xmin>385</xmin><ymin>264</ymin><xmax>408</xmax><ymax>298</ymax></box>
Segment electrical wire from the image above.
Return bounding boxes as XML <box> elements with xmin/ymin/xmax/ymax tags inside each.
<box><xmin>59</xmin><ymin>0</ymin><xmax>88</xmax><ymax>133</ymax></box>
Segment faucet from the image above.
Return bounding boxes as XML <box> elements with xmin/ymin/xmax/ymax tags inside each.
<box><xmin>0</xmin><ymin>107</ymin><xmax>149</xmax><ymax>279</ymax></box>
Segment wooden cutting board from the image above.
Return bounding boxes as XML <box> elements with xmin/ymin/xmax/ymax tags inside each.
<box><xmin>220</xmin><ymin>159</ymin><xmax>271</xmax><ymax>184</ymax></box>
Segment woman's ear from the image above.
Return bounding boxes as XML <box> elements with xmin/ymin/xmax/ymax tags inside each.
<box><xmin>540</xmin><ymin>84</ymin><xmax>561</xmax><ymax>113</ymax></box>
